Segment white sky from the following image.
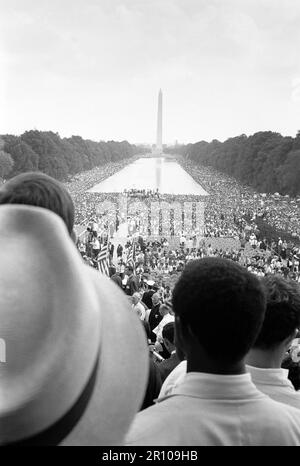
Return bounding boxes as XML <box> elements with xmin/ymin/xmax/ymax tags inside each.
<box><xmin>0</xmin><ymin>0</ymin><xmax>300</xmax><ymax>144</ymax></box>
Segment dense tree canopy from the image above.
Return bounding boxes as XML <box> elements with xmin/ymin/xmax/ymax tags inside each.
<box><xmin>1</xmin><ymin>131</ymin><xmax>146</xmax><ymax>181</ymax></box>
<box><xmin>166</xmin><ymin>131</ymin><xmax>300</xmax><ymax>196</ymax></box>
<box><xmin>0</xmin><ymin>137</ymin><xmax>14</xmax><ymax>179</ymax></box>
<box><xmin>0</xmin><ymin>151</ymin><xmax>14</xmax><ymax>179</ymax></box>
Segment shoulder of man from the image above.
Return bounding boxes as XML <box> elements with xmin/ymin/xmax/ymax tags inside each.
<box><xmin>125</xmin><ymin>402</ymin><xmax>171</xmax><ymax>446</ymax></box>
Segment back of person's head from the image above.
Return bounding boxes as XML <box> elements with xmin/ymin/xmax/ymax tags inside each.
<box><xmin>159</xmin><ymin>303</ymin><xmax>170</xmax><ymax>316</ymax></box>
<box><xmin>0</xmin><ymin>172</ymin><xmax>74</xmax><ymax>235</ymax></box>
<box><xmin>162</xmin><ymin>322</ymin><xmax>175</xmax><ymax>345</ymax></box>
<box><xmin>172</xmin><ymin>257</ymin><xmax>266</xmax><ymax>364</ymax></box>
<box><xmin>253</xmin><ymin>275</ymin><xmax>300</xmax><ymax>350</ymax></box>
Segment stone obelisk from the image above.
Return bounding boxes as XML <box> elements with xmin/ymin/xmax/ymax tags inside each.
<box><xmin>156</xmin><ymin>89</ymin><xmax>163</xmax><ymax>154</ymax></box>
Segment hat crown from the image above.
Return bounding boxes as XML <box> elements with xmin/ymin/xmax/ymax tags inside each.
<box><xmin>0</xmin><ymin>206</ymin><xmax>99</xmax><ymax>441</ymax></box>
<box><xmin>0</xmin><ymin>205</ymin><xmax>148</xmax><ymax>445</ymax></box>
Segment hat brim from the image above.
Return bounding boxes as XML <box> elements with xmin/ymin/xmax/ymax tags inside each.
<box><xmin>61</xmin><ymin>270</ymin><xmax>149</xmax><ymax>446</ymax></box>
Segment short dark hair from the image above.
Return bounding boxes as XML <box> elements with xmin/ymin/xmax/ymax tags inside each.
<box><xmin>162</xmin><ymin>322</ymin><xmax>175</xmax><ymax>345</ymax></box>
<box><xmin>172</xmin><ymin>258</ymin><xmax>266</xmax><ymax>364</ymax></box>
<box><xmin>127</xmin><ymin>265</ymin><xmax>134</xmax><ymax>273</ymax></box>
<box><xmin>253</xmin><ymin>275</ymin><xmax>300</xmax><ymax>349</ymax></box>
<box><xmin>0</xmin><ymin>172</ymin><xmax>74</xmax><ymax>235</ymax></box>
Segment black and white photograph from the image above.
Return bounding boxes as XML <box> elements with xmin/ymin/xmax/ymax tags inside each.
<box><xmin>0</xmin><ymin>0</ymin><xmax>300</xmax><ymax>450</ymax></box>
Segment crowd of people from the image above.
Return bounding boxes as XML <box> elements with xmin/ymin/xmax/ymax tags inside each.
<box><xmin>65</xmin><ymin>156</ymin><xmax>299</xmax><ymax>276</ymax></box>
<box><xmin>1</xmin><ymin>159</ymin><xmax>300</xmax><ymax>446</ymax></box>
<box><xmin>64</xmin><ymin>155</ymin><xmax>141</xmax><ymax>225</ymax></box>
<box><xmin>179</xmin><ymin>157</ymin><xmax>300</xmax><ymax>241</ymax></box>
<box><xmin>123</xmin><ymin>188</ymin><xmax>161</xmax><ymax>199</ymax></box>
<box><xmin>34</xmin><ymin>151</ymin><xmax>299</xmax><ymax>289</ymax></box>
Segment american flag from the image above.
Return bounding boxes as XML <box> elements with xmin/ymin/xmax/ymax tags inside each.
<box><xmin>97</xmin><ymin>243</ymin><xmax>109</xmax><ymax>276</ymax></box>
<box><xmin>126</xmin><ymin>241</ymin><xmax>136</xmax><ymax>272</ymax></box>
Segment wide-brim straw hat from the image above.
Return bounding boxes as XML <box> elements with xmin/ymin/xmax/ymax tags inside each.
<box><xmin>0</xmin><ymin>205</ymin><xmax>149</xmax><ymax>446</ymax></box>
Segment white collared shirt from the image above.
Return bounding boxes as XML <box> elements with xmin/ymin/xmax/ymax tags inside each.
<box><xmin>125</xmin><ymin>372</ymin><xmax>300</xmax><ymax>446</ymax></box>
<box><xmin>158</xmin><ymin>360</ymin><xmax>187</xmax><ymax>399</ymax></box>
<box><xmin>246</xmin><ymin>365</ymin><xmax>300</xmax><ymax>410</ymax></box>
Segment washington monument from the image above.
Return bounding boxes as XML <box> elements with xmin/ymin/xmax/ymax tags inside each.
<box><xmin>155</xmin><ymin>89</ymin><xmax>163</xmax><ymax>154</ymax></box>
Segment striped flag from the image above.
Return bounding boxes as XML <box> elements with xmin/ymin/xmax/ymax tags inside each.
<box><xmin>126</xmin><ymin>241</ymin><xmax>136</xmax><ymax>272</ymax></box>
<box><xmin>97</xmin><ymin>243</ymin><xmax>109</xmax><ymax>276</ymax></box>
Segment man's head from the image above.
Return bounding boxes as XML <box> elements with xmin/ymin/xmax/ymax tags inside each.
<box><xmin>172</xmin><ymin>258</ymin><xmax>266</xmax><ymax>369</ymax></box>
<box><xmin>132</xmin><ymin>292</ymin><xmax>141</xmax><ymax>305</ymax></box>
<box><xmin>0</xmin><ymin>172</ymin><xmax>75</xmax><ymax>237</ymax></box>
<box><xmin>126</xmin><ymin>265</ymin><xmax>134</xmax><ymax>276</ymax></box>
<box><xmin>159</xmin><ymin>303</ymin><xmax>170</xmax><ymax>317</ymax></box>
<box><xmin>252</xmin><ymin>275</ymin><xmax>300</xmax><ymax>351</ymax></box>
<box><xmin>162</xmin><ymin>322</ymin><xmax>175</xmax><ymax>354</ymax></box>
<box><xmin>151</xmin><ymin>293</ymin><xmax>160</xmax><ymax>307</ymax></box>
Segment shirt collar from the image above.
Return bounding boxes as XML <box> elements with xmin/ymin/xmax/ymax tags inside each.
<box><xmin>159</xmin><ymin>371</ymin><xmax>266</xmax><ymax>402</ymax></box>
<box><xmin>246</xmin><ymin>364</ymin><xmax>293</xmax><ymax>387</ymax></box>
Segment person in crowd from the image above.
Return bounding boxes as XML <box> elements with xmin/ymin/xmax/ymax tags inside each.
<box><xmin>282</xmin><ymin>341</ymin><xmax>300</xmax><ymax>391</ymax></box>
<box><xmin>117</xmin><ymin>258</ymin><xmax>126</xmax><ymax>280</ymax></box>
<box><xmin>160</xmin><ymin>277</ymin><xmax>300</xmax><ymax>402</ymax></box>
<box><xmin>126</xmin><ymin>257</ymin><xmax>300</xmax><ymax>446</ymax></box>
<box><xmin>109</xmin><ymin>243</ymin><xmax>114</xmax><ymax>260</ymax></box>
<box><xmin>139</xmin><ymin>318</ymin><xmax>163</xmax><ymax>411</ymax></box>
<box><xmin>117</xmin><ymin>244</ymin><xmax>123</xmax><ymax>258</ymax></box>
<box><xmin>163</xmin><ymin>285</ymin><xmax>172</xmax><ymax>302</ymax></box>
<box><xmin>148</xmin><ymin>293</ymin><xmax>163</xmax><ymax>342</ymax></box>
<box><xmin>140</xmin><ymin>358</ymin><xmax>162</xmax><ymax>412</ymax></box>
<box><xmin>246</xmin><ymin>275</ymin><xmax>300</xmax><ymax>409</ymax></box>
<box><xmin>151</xmin><ymin>303</ymin><xmax>175</xmax><ymax>358</ymax></box>
<box><xmin>110</xmin><ymin>266</ymin><xmax>123</xmax><ymax>289</ymax></box>
<box><xmin>124</xmin><ymin>265</ymin><xmax>139</xmax><ymax>296</ymax></box>
<box><xmin>132</xmin><ymin>292</ymin><xmax>146</xmax><ymax>321</ymax></box>
<box><xmin>91</xmin><ymin>220</ymin><xmax>98</xmax><ymax>238</ymax></box>
<box><xmin>155</xmin><ymin>322</ymin><xmax>181</xmax><ymax>383</ymax></box>
<box><xmin>91</xmin><ymin>234</ymin><xmax>100</xmax><ymax>259</ymax></box>
<box><xmin>153</xmin><ymin>302</ymin><xmax>175</xmax><ymax>341</ymax></box>
<box><xmin>141</xmin><ymin>281</ymin><xmax>155</xmax><ymax>309</ymax></box>
<box><xmin>77</xmin><ymin>240</ymin><xmax>86</xmax><ymax>257</ymax></box>
<box><xmin>0</xmin><ymin>171</ymin><xmax>76</xmax><ymax>240</ymax></box>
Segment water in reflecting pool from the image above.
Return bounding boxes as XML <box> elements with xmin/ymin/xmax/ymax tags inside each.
<box><xmin>87</xmin><ymin>157</ymin><xmax>208</xmax><ymax>195</ymax></box>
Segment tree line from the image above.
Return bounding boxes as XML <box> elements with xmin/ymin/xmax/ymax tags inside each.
<box><xmin>0</xmin><ymin>130</ymin><xmax>147</xmax><ymax>181</ymax></box>
<box><xmin>166</xmin><ymin>131</ymin><xmax>300</xmax><ymax>196</ymax></box>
